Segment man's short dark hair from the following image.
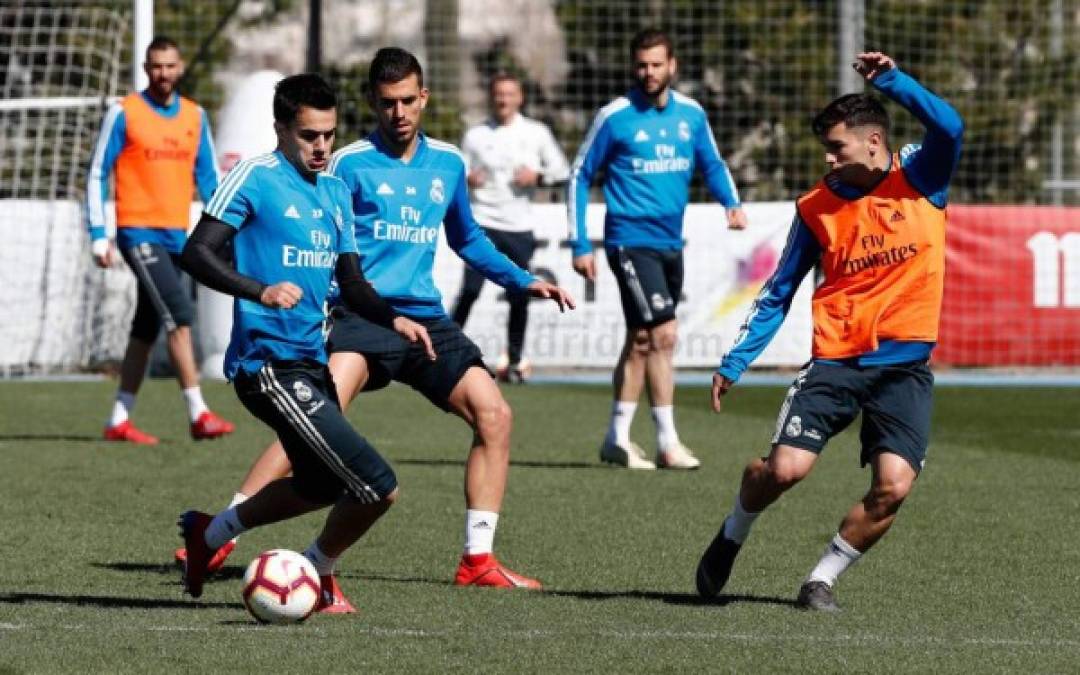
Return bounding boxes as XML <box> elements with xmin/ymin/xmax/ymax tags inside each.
<box><xmin>273</xmin><ymin>73</ymin><xmax>337</xmax><ymax>125</ymax></box>
<box><xmin>630</xmin><ymin>28</ymin><xmax>674</xmax><ymax>58</ymax></box>
<box><xmin>368</xmin><ymin>47</ymin><xmax>424</xmax><ymax>93</ymax></box>
<box><xmin>811</xmin><ymin>93</ymin><xmax>890</xmax><ymax>138</ymax></box>
<box><xmin>146</xmin><ymin>35</ymin><xmax>180</xmax><ymax>59</ymax></box>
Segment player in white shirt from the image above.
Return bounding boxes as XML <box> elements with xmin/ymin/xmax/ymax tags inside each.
<box><xmin>452</xmin><ymin>73</ymin><xmax>570</xmax><ymax>382</ymax></box>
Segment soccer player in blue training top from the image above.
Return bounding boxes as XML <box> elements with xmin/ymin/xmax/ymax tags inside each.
<box><xmin>176</xmin><ymin>47</ymin><xmax>575</xmax><ymax>589</ymax></box>
<box><xmin>87</xmin><ymin>36</ymin><xmax>234</xmax><ymax>444</ymax></box>
<box><xmin>569</xmin><ymin>28</ymin><xmax>747</xmax><ymax>471</ymax></box>
<box><xmin>177</xmin><ymin>73</ymin><xmax>435</xmax><ymax>613</ymax></box>
<box><xmin>695</xmin><ymin>52</ymin><xmax>963</xmax><ymax>611</ymax></box>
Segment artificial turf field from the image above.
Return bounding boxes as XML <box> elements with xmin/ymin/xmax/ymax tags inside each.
<box><xmin>0</xmin><ymin>378</ymin><xmax>1077</xmax><ymax>673</ymax></box>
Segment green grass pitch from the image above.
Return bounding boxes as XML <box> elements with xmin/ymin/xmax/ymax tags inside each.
<box><xmin>0</xmin><ymin>379</ymin><xmax>1078</xmax><ymax>672</ymax></box>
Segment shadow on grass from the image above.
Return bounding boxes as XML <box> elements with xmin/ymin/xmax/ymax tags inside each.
<box><xmin>0</xmin><ymin>591</ymin><xmax>243</xmax><ymax>610</ymax></box>
<box><xmin>344</xmin><ymin>572</ymin><xmax>796</xmax><ymax>608</ymax></box>
<box><xmin>396</xmin><ymin>458</ymin><xmax>607</xmax><ymax>471</ymax></box>
<box><xmin>546</xmin><ymin>588</ymin><xmax>798</xmax><ymax>608</ymax></box>
<box><xmin>0</xmin><ymin>434</ymin><xmax>102</xmax><ymax>442</ymax></box>
<box><xmin>92</xmin><ymin>561</ymin><xmax>246</xmax><ymax>581</ymax></box>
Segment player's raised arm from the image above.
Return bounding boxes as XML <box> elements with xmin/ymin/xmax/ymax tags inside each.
<box><xmin>857</xmin><ymin>52</ymin><xmax>964</xmax><ymax>206</ymax></box>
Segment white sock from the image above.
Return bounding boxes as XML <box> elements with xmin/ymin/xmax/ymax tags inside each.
<box><xmin>204</xmin><ymin>507</ymin><xmax>247</xmax><ymax>550</ymax></box>
<box><xmin>109</xmin><ymin>391</ymin><xmax>136</xmax><ymax>427</ymax></box>
<box><xmin>223</xmin><ymin>493</ymin><xmax>248</xmax><ymax>543</ymax></box>
<box><xmin>182</xmin><ymin>386</ymin><xmax>209</xmax><ymax>423</ymax></box>
<box><xmin>304</xmin><ymin>542</ymin><xmax>337</xmax><ymax>576</ymax></box>
<box><xmin>464</xmin><ymin>509</ymin><xmax>499</xmax><ymax>556</ymax></box>
<box><xmin>806</xmin><ymin>534</ymin><xmax>862</xmax><ymax>587</ymax></box>
<box><xmin>651</xmin><ymin>405</ymin><xmax>680</xmax><ymax>450</ymax></box>
<box><xmin>604</xmin><ymin>401</ymin><xmax>637</xmax><ymax>446</ymax></box>
<box><xmin>722</xmin><ymin>493</ymin><xmax>760</xmax><ymax>544</ymax></box>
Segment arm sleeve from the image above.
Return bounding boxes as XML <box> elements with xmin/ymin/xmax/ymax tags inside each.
<box><xmin>872</xmin><ymin>68</ymin><xmax>964</xmax><ymax>208</ymax></box>
<box><xmin>86</xmin><ymin>103</ymin><xmax>126</xmax><ymax>241</ymax></box>
<box><xmin>717</xmin><ymin>216</ymin><xmax>820</xmax><ymax>382</ymax></box>
<box><xmin>567</xmin><ymin>113</ymin><xmax>613</xmax><ymax>257</ymax></box>
<box><xmin>203</xmin><ymin>159</ymin><xmax>261</xmax><ymax>227</ymax></box>
<box><xmin>180</xmin><ymin>214</ymin><xmax>265</xmax><ymax>302</ymax></box>
<box><xmin>193</xmin><ymin>108</ymin><xmax>221</xmax><ymax>202</ymax></box>
<box><xmin>335</xmin><ymin>252</ymin><xmax>397</xmax><ymax>328</ymax></box>
<box><xmin>538</xmin><ymin>124</ymin><xmax>570</xmax><ymax>185</ymax></box>
<box><xmin>694</xmin><ymin>113</ymin><xmax>741</xmax><ymax>208</ymax></box>
<box><xmin>444</xmin><ymin>169</ymin><xmax>536</xmax><ymax>291</ymax></box>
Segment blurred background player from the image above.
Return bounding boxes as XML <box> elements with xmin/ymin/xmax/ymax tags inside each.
<box><xmin>696</xmin><ymin>52</ymin><xmax>964</xmax><ymax>611</ymax></box>
<box><xmin>178</xmin><ymin>73</ymin><xmax>433</xmax><ymax>612</ymax></box>
<box><xmin>568</xmin><ymin>28</ymin><xmax>747</xmax><ymax>470</ymax></box>
<box><xmin>176</xmin><ymin>47</ymin><xmax>575</xmax><ymax>589</ymax></box>
<box><xmin>87</xmin><ymin>36</ymin><xmax>234</xmax><ymax>444</ymax></box>
<box><xmin>451</xmin><ymin>72</ymin><xmax>570</xmax><ymax>383</ymax></box>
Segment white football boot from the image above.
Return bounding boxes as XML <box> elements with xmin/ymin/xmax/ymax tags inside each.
<box><xmin>656</xmin><ymin>442</ymin><xmax>701</xmax><ymax>470</ymax></box>
<box><xmin>599</xmin><ymin>439</ymin><xmax>656</xmax><ymax>470</ymax></box>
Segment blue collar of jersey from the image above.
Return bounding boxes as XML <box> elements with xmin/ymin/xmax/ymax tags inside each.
<box><xmin>139</xmin><ymin>89</ymin><xmax>181</xmax><ymax>117</ymax></box>
<box><xmin>824</xmin><ymin>153</ymin><xmax>894</xmax><ymax>200</ymax></box>
<box><xmin>628</xmin><ymin>87</ymin><xmax>675</xmax><ymax>115</ymax></box>
<box><xmin>368</xmin><ymin>129</ymin><xmax>428</xmax><ymax>165</ymax></box>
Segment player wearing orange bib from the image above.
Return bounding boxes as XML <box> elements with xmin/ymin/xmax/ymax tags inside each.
<box><xmin>695</xmin><ymin>52</ymin><xmax>963</xmax><ymax>611</ymax></box>
<box><xmin>87</xmin><ymin>36</ymin><xmax>234</xmax><ymax>444</ymax></box>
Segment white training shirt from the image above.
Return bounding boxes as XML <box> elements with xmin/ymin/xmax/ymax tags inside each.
<box><xmin>460</xmin><ymin>113</ymin><xmax>570</xmax><ymax>232</ymax></box>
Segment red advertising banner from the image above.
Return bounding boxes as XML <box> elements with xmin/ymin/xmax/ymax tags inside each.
<box><xmin>937</xmin><ymin>205</ymin><xmax>1080</xmax><ymax>366</ymax></box>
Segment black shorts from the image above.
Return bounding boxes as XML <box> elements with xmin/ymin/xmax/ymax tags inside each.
<box><xmin>771</xmin><ymin>359</ymin><xmax>934</xmax><ymax>473</ymax></box>
<box><xmin>234</xmin><ymin>360</ymin><xmax>397</xmax><ymax>504</ymax></box>
<box><xmin>606</xmin><ymin>246</ymin><xmax>684</xmax><ymax>329</ymax></box>
<box><xmin>326</xmin><ymin>309</ymin><xmax>485</xmax><ymax>411</ymax></box>
<box><xmin>120</xmin><ymin>242</ymin><xmax>194</xmax><ymax>342</ymax></box>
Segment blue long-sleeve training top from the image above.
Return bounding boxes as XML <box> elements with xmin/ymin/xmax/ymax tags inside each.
<box><xmin>328</xmin><ymin>132</ymin><xmax>536</xmax><ymax>319</ymax></box>
<box><xmin>567</xmin><ymin>87</ymin><xmax>740</xmax><ymax>257</ymax></box>
<box><xmin>717</xmin><ymin>67</ymin><xmax>964</xmax><ymax>382</ymax></box>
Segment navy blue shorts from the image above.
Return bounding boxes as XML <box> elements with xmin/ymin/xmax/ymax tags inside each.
<box><xmin>120</xmin><ymin>242</ymin><xmax>194</xmax><ymax>343</ymax></box>
<box><xmin>233</xmin><ymin>360</ymin><xmax>397</xmax><ymax>504</ymax></box>
<box><xmin>771</xmin><ymin>359</ymin><xmax>934</xmax><ymax>473</ymax></box>
<box><xmin>606</xmin><ymin>246</ymin><xmax>683</xmax><ymax>328</ymax></box>
<box><xmin>326</xmin><ymin>309</ymin><xmax>485</xmax><ymax>411</ymax></box>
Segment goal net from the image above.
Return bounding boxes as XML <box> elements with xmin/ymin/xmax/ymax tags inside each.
<box><xmin>0</xmin><ymin>2</ymin><xmax>131</xmax><ymax>376</ymax></box>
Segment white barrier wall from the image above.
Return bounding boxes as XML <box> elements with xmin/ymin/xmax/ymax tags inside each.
<box><xmin>433</xmin><ymin>202</ymin><xmax>814</xmax><ymax>368</ymax></box>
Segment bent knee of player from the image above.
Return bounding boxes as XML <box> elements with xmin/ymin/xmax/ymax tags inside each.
<box><xmin>649</xmin><ymin>322</ymin><xmax>678</xmax><ymax>352</ymax></box>
<box><xmin>763</xmin><ymin>454</ymin><xmax>812</xmax><ymax>491</ymax></box>
<box><xmin>867</xmin><ymin>477</ymin><xmax>913</xmax><ymax>517</ymax></box>
<box><xmin>473</xmin><ymin>397</ymin><xmax>513</xmax><ymax>439</ymax></box>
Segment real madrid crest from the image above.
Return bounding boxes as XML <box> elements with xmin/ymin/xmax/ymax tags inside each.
<box><xmin>430</xmin><ymin>177</ymin><xmax>445</xmax><ymax>204</ymax></box>
<box><xmin>293</xmin><ymin>380</ymin><xmax>313</xmax><ymax>403</ymax></box>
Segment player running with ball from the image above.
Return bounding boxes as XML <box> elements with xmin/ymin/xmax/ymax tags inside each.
<box><xmin>178</xmin><ymin>73</ymin><xmax>434</xmax><ymax>613</ymax></box>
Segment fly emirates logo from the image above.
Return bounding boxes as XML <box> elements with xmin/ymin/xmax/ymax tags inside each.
<box><xmin>282</xmin><ymin>230</ymin><xmax>336</xmax><ymax>268</ymax></box>
<box><xmin>373</xmin><ymin>205</ymin><xmax>438</xmax><ymax>244</ymax></box>
<box><xmin>631</xmin><ymin>143</ymin><xmax>690</xmax><ymax>175</ymax></box>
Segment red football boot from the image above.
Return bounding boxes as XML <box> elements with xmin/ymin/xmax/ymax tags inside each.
<box><xmin>174</xmin><ymin>539</ymin><xmax>235</xmax><ymax>573</ymax></box>
<box><xmin>178</xmin><ymin>510</ymin><xmax>219</xmax><ymax>598</ymax></box>
<box><xmin>316</xmin><ymin>574</ymin><xmax>356</xmax><ymax>614</ymax></box>
<box><xmin>454</xmin><ymin>553</ymin><xmax>542</xmax><ymax>589</ymax></box>
<box><xmin>103</xmin><ymin>420</ymin><xmax>159</xmax><ymax>445</ymax></box>
<box><xmin>190</xmin><ymin>411</ymin><xmax>235</xmax><ymax>440</ymax></box>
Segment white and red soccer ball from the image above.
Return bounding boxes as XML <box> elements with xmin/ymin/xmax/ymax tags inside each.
<box><xmin>242</xmin><ymin>549</ymin><xmax>321</xmax><ymax>624</ymax></box>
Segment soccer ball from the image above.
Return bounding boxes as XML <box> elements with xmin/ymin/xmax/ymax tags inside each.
<box><xmin>242</xmin><ymin>549</ymin><xmax>321</xmax><ymax>624</ymax></box>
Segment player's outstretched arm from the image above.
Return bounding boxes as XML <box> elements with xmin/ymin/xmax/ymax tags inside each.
<box><xmin>335</xmin><ymin>253</ymin><xmax>436</xmax><ymax>360</ymax></box>
<box><xmin>525</xmin><ymin>280</ymin><xmax>576</xmax><ymax>312</ymax></box>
